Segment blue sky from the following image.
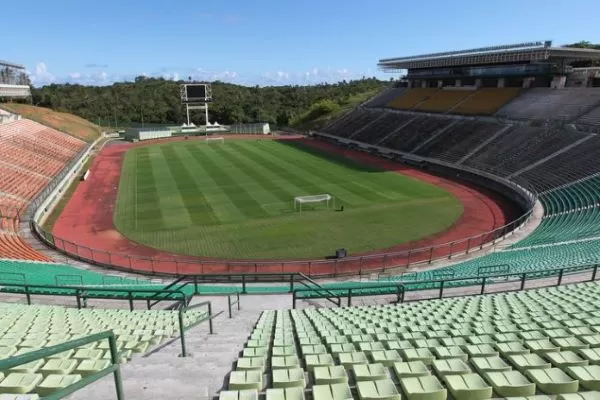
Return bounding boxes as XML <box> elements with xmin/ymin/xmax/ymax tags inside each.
<box><xmin>4</xmin><ymin>0</ymin><xmax>599</xmax><ymax>87</ymax></box>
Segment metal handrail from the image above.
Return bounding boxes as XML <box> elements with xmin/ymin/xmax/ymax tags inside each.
<box><xmin>0</xmin><ymin>330</ymin><xmax>124</xmax><ymax>400</ymax></box>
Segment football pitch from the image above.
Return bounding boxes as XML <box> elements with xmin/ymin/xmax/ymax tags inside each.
<box><xmin>114</xmin><ymin>139</ymin><xmax>463</xmax><ymax>259</ymax></box>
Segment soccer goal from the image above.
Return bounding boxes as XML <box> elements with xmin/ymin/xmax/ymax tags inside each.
<box><xmin>205</xmin><ymin>136</ymin><xmax>225</xmax><ymax>144</ymax></box>
<box><xmin>294</xmin><ymin>194</ymin><xmax>334</xmax><ymax>213</ymax></box>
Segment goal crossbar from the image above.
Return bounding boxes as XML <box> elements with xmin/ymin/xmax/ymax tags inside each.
<box><xmin>294</xmin><ymin>194</ymin><xmax>334</xmax><ymax>212</ymax></box>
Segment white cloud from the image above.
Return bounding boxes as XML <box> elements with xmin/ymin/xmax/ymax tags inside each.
<box><xmin>29</xmin><ymin>62</ymin><xmax>56</xmax><ymax>86</ymax></box>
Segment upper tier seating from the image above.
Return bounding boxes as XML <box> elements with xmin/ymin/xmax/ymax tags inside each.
<box><xmin>496</xmin><ymin>88</ymin><xmax>600</xmax><ymax>121</ymax></box>
<box><xmin>0</xmin><ymin>302</ymin><xmax>208</xmax><ymax>397</ymax></box>
<box><xmin>351</xmin><ymin>112</ymin><xmax>415</xmax><ymax>145</ymax></box>
<box><xmin>220</xmin><ymin>281</ymin><xmax>600</xmax><ymax>400</ymax></box>
<box><xmin>387</xmin><ymin>88</ymin><xmax>439</xmax><ymax>110</ymax></box>
<box><xmin>415</xmin><ymin>120</ymin><xmax>504</xmax><ymax>163</ymax></box>
<box><xmin>0</xmin><ymin>119</ymin><xmax>87</xmax><ymax>261</ymax></box>
<box><xmin>364</xmin><ymin>88</ymin><xmax>407</xmax><ymax>108</ymax></box>
<box><xmin>463</xmin><ymin>126</ymin><xmax>588</xmax><ymax>180</ymax></box>
<box><xmin>413</xmin><ymin>89</ymin><xmax>474</xmax><ymax>113</ymax></box>
<box><xmin>453</xmin><ymin>88</ymin><xmax>521</xmax><ymax>115</ymax></box>
<box><xmin>381</xmin><ymin>116</ymin><xmax>451</xmax><ymax>153</ymax></box>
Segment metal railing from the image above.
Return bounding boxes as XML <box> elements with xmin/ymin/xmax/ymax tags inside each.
<box><xmin>227</xmin><ymin>292</ymin><xmax>240</xmax><ymax>318</ymax></box>
<box><xmin>32</xmin><ymin>208</ymin><xmax>532</xmax><ymax>277</ymax></box>
<box><xmin>293</xmin><ymin>282</ymin><xmax>406</xmax><ymax>308</ymax></box>
<box><xmin>0</xmin><ymin>331</ymin><xmax>124</xmax><ymax>400</ymax></box>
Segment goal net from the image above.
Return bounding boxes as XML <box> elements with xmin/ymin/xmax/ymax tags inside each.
<box><xmin>294</xmin><ymin>194</ymin><xmax>334</xmax><ymax>212</ymax></box>
<box><xmin>205</xmin><ymin>136</ymin><xmax>225</xmax><ymax>144</ymax></box>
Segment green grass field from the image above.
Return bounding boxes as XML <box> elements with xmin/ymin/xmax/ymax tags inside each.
<box><xmin>114</xmin><ymin>139</ymin><xmax>463</xmax><ymax>259</ymax></box>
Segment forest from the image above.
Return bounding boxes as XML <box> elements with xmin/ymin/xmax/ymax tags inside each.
<box><xmin>29</xmin><ymin>77</ymin><xmax>389</xmax><ymax>128</ymax></box>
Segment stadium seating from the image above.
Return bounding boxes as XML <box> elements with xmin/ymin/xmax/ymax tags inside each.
<box><xmin>0</xmin><ymin>302</ymin><xmax>208</xmax><ymax>396</ymax></box>
<box><xmin>413</xmin><ymin>89</ymin><xmax>474</xmax><ymax>113</ymax></box>
<box><xmin>452</xmin><ymin>88</ymin><xmax>521</xmax><ymax>115</ymax></box>
<box><xmin>364</xmin><ymin>88</ymin><xmax>407</xmax><ymax>109</ymax></box>
<box><xmin>380</xmin><ymin>116</ymin><xmax>452</xmax><ymax>153</ymax></box>
<box><xmin>322</xmin><ymin>109</ymin><xmax>379</xmax><ymax>139</ymax></box>
<box><xmin>387</xmin><ymin>89</ymin><xmax>439</xmax><ymax>110</ymax></box>
<box><xmin>462</xmin><ymin>126</ymin><xmax>589</xmax><ymax>180</ymax></box>
<box><xmin>0</xmin><ymin>119</ymin><xmax>86</xmax><ymax>261</ymax></box>
<box><xmin>350</xmin><ymin>112</ymin><xmax>415</xmax><ymax>145</ymax></box>
<box><xmin>414</xmin><ymin>120</ymin><xmax>505</xmax><ymax>163</ymax></box>
<box><xmin>220</xmin><ymin>281</ymin><xmax>600</xmax><ymax>399</ymax></box>
<box><xmin>495</xmin><ymin>88</ymin><xmax>600</xmax><ymax>121</ymax></box>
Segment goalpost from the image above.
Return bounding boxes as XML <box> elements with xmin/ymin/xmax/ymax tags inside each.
<box><xmin>205</xmin><ymin>136</ymin><xmax>225</xmax><ymax>144</ymax></box>
<box><xmin>294</xmin><ymin>194</ymin><xmax>334</xmax><ymax>213</ymax></box>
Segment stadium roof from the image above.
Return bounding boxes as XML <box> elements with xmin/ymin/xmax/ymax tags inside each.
<box><xmin>0</xmin><ymin>60</ymin><xmax>26</xmax><ymax>69</ymax></box>
<box><xmin>378</xmin><ymin>40</ymin><xmax>600</xmax><ymax>71</ymax></box>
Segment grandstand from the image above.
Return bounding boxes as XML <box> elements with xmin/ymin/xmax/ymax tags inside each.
<box><xmin>3</xmin><ymin>41</ymin><xmax>600</xmax><ymax>399</ymax></box>
<box><xmin>0</xmin><ymin>60</ymin><xmax>30</xmax><ymax>99</ymax></box>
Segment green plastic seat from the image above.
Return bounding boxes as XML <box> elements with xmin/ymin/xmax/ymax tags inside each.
<box><xmin>272</xmin><ymin>346</ymin><xmax>296</xmax><ymax>357</ymax></box>
<box><xmin>0</xmin><ymin>373</ymin><xmax>43</xmax><ymax>394</ymax></box>
<box><xmin>338</xmin><ymin>352</ymin><xmax>369</xmax><ymax>369</ymax></box>
<box><xmin>432</xmin><ymin>358</ymin><xmax>471</xmax><ymax>376</ymax></box>
<box><xmin>580</xmin><ymin>348</ymin><xmax>600</xmax><ymax>365</ymax></box>
<box><xmin>545</xmin><ymin>351</ymin><xmax>589</xmax><ymax>368</ymax></box>
<box><xmin>271</xmin><ymin>356</ymin><xmax>300</xmax><ymax>370</ymax></box>
<box><xmin>272</xmin><ymin>368</ymin><xmax>306</xmax><ymax>389</ymax></box>
<box><xmin>353</xmin><ymin>363</ymin><xmax>389</xmax><ymax>382</ymax></box>
<box><xmin>35</xmin><ymin>374</ymin><xmax>82</xmax><ymax>397</ymax></box>
<box><xmin>399</xmin><ymin>375</ymin><xmax>446</xmax><ymax>400</ymax></box>
<box><xmin>246</xmin><ymin>339</ymin><xmax>270</xmax><ymax>348</ymax></box>
<box><xmin>507</xmin><ymin>353</ymin><xmax>552</xmax><ymax>371</ymax></box>
<box><xmin>557</xmin><ymin>392</ymin><xmax>600</xmax><ymax>400</ymax></box>
<box><xmin>7</xmin><ymin>360</ymin><xmax>44</xmax><ymax>374</ymax></box>
<box><xmin>464</xmin><ymin>344</ymin><xmax>498</xmax><ymax>358</ymax></box>
<box><xmin>218</xmin><ymin>389</ymin><xmax>259</xmax><ymax>400</ymax></box>
<box><xmin>444</xmin><ymin>373</ymin><xmax>492</xmax><ymax>400</ymax></box>
<box><xmin>484</xmin><ymin>370</ymin><xmax>535</xmax><ymax>397</ymax></box>
<box><xmin>301</xmin><ymin>345</ymin><xmax>327</xmax><ymax>356</ymax></box>
<box><xmin>236</xmin><ymin>357</ymin><xmax>266</xmax><ymax>372</ymax></box>
<box><xmin>401</xmin><ymin>348</ymin><xmax>435</xmax><ymax>365</ymax></box>
<box><xmin>370</xmin><ymin>350</ymin><xmax>402</xmax><ymax>367</ymax></box>
<box><xmin>552</xmin><ymin>337</ymin><xmax>589</xmax><ymax>351</ymax></box>
<box><xmin>525</xmin><ymin>339</ymin><xmax>560</xmax><ymax>354</ymax></box>
<box><xmin>525</xmin><ymin>368</ymin><xmax>579</xmax><ymax>394</ymax></box>
<box><xmin>312</xmin><ymin>383</ymin><xmax>353</xmax><ymax>400</ymax></box>
<box><xmin>470</xmin><ymin>356</ymin><xmax>511</xmax><ymax>373</ymax></box>
<box><xmin>305</xmin><ymin>354</ymin><xmax>334</xmax><ymax>371</ymax></box>
<box><xmin>357</xmin><ymin>379</ymin><xmax>401</xmax><ymax>400</ymax></box>
<box><xmin>393</xmin><ymin>361</ymin><xmax>430</xmax><ymax>378</ymax></box>
<box><xmin>242</xmin><ymin>348</ymin><xmax>268</xmax><ymax>359</ymax></box>
<box><xmin>496</xmin><ymin>342</ymin><xmax>530</xmax><ymax>356</ymax></box>
<box><xmin>566</xmin><ymin>365</ymin><xmax>600</xmax><ymax>390</ymax></box>
<box><xmin>330</xmin><ymin>344</ymin><xmax>357</xmax><ymax>357</ymax></box>
<box><xmin>313</xmin><ymin>366</ymin><xmax>348</xmax><ymax>385</ymax></box>
<box><xmin>71</xmin><ymin>349</ymin><xmax>104</xmax><ymax>361</ymax></box>
<box><xmin>228</xmin><ymin>371</ymin><xmax>263</xmax><ymax>390</ymax></box>
<box><xmin>73</xmin><ymin>360</ymin><xmax>111</xmax><ymax>377</ymax></box>
<box><xmin>432</xmin><ymin>346</ymin><xmax>467</xmax><ymax>361</ymax></box>
<box><xmin>265</xmin><ymin>387</ymin><xmax>305</xmax><ymax>400</ymax></box>
<box><xmin>38</xmin><ymin>359</ymin><xmax>79</xmax><ymax>376</ymax></box>
<box><xmin>581</xmin><ymin>335</ymin><xmax>600</xmax><ymax>348</ymax></box>
<box><xmin>385</xmin><ymin>340</ymin><xmax>414</xmax><ymax>351</ymax></box>
<box><xmin>359</xmin><ymin>342</ymin><xmax>386</xmax><ymax>356</ymax></box>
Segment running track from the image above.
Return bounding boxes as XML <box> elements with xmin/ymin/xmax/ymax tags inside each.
<box><xmin>51</xmin><ymin>136</ymin><xmax>519</xmax><ymax>276</ymax></box>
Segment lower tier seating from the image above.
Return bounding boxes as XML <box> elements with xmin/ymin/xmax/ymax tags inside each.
<box><xmin>0</xmin><ymin>303</ymin><xmax>208</xmax><ymax>397</ymax></box>
<box><xmin>220</xmin><ymin>281</ymin><xmax>600</xmax><ymax>399</ymax></box>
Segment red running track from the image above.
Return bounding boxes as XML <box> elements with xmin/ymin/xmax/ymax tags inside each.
<box><xmin>51</xmin><ymin>136</ymin><xmax>518</xmax><ymax>276</ymax></box>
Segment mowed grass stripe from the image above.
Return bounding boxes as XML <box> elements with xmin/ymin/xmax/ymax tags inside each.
<box><xmin>175</xmin><ymin>146</ymin><xmax>247</xmax><ymax>223</ymax></box>
<box><xmin>159</xmin><ymin>145</ymin><xmax>218</xmax><ymax>225</ymax></box>
<box><xmin>132</xmin><ymin>148</ymin><xmax>167</xmax><ymax>229</ymax></box>
<box><xmin>146</xmin><ymin>147</ymin><xmax>192</xmax><ymax>229</ymax></box>
<box><xmin>231</xmin><ymin>142</ymin><xmax>369</xmax><ymax>206</ymax></box>
<box><xmin>188</xmin><ymin>144</ymin><xmax>271</xmax><ymax>219</ymax></box>
<box><xmin>114</xmin><ymin>151</ymin><xmax>138</xmax><ymax>231</ymax></box>
<box><xmin>210</xmin><ymin>143</ymin><xmax>300</xmax><ymax>204</ymax></box>
<box><xmin>268</xmin><ymin>142</ymin><xmax>409</xmax><ymax>201</ymax></box>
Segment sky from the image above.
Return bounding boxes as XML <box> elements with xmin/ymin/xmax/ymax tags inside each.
<box><xmin>4</xmin><ymin>0</ymin><xmax>599</xmax><ymax>87</ymax></box>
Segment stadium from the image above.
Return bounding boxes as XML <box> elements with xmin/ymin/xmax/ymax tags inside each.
<box><xmin>2</xmin><ymin>37</ymin><xmax>600</xmax><ymax>399</ymax></box>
